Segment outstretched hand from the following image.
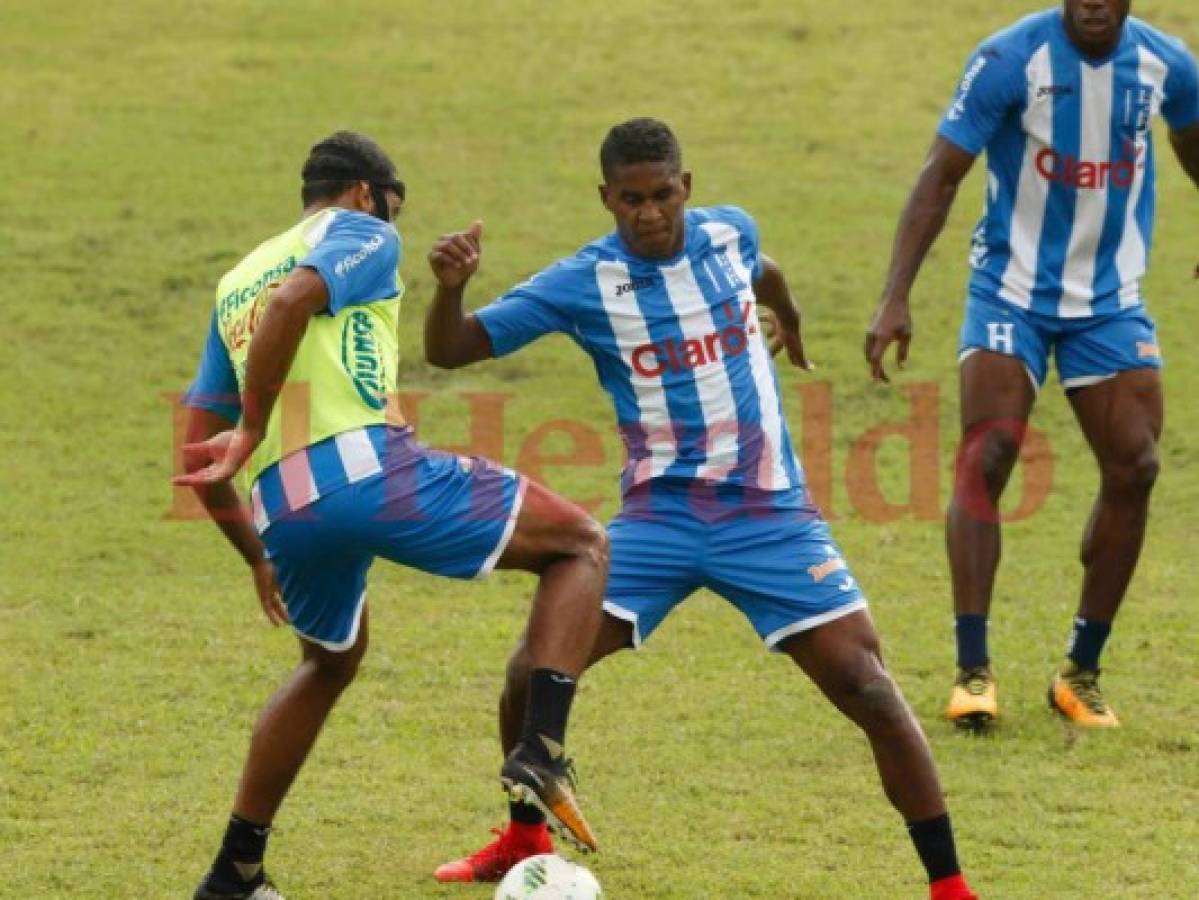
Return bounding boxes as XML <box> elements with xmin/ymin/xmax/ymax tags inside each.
<box><xmin>173</xmin><ymin>427</ymin><xmax>259</xmax><ymax>487</ymax></box>
<box><xmin>760</xmin><ymin>308</ymin><xmax>815</xmax><ymax>371</ymax></box>
<box><xmin>864</xmin><ymin>298</ymin><xmax>913</xmax><ymax>383</ymax></box>
<box><xmin>429</xmin><ymin>220</ymin><xmax>483</xmax><ymax>289</ymax></box>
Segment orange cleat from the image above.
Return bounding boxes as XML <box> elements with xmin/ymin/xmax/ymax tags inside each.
<box><xmin>1049</xmin><ymin>662</ymin><xmax>1120</xmax><ymax>728</ymax></box>
<box><xmin>501</xmin><ymin>743</ymin><xmax>598</xmax><ymax>853</ymax></box>
<box><xmin>946</xmin><ymin>666</ymin><xmax>998</xmax><ymax>730</ymax></box>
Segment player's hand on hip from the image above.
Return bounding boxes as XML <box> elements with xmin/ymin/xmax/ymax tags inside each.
<box><xmin>864</xmin><ymin>297</ymin><xmax>913</xmax><ymax>383</ymax></box>
<box><xmin>251</xmin><ymin>558</ymin><xmax>288</xmax><ymax>626</ymax></box>
<box><xmin>429</xmin><ymin>220</ymin><xmax>483</xmax><ymax>289</ymax></box>
<box><xmin>173</xmin><ymin>427</ymin><xmax>258</xmax><ymax>487</ymax></box>
<box><xmin>761</xmin><ymin>308</ymin><xmax>815</xmax><ymax>371</ymax></box>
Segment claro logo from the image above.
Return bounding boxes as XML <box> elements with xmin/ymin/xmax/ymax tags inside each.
<box><xmin>1035</xmin><ymin>143</ymin><xmax>1143</xmax><ymax>190</ymax></box>
<box><xmin>341</xmin><ymin>310</ymin><xmax>387</xmax><ymax>410</ymax></box>
<box><xmin>630</xmin><ymin>300</ymin><xmax>758</xmax><ymax>378</ymax></box>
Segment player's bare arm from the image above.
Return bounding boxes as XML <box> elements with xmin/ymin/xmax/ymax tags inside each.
<box><xmin>179</xmin><ymin>405</ymin><xmax>288</xmax><ymax>625</ymax></box>
<box><xmin>174</xmin><ymin>267</ymin><xmax>330</xmax><ymax>487</ymax></box>
<box><xmin>425</xmin><ymin>220</ymin><xmax>494</xmax><ymax>368</ymax></box>
<box><xmin>1168</xmin><ymin>122</ymin><xmax>1199</xmax><ymax>277</ymax></box>
<box><xmin>866</xmin><ymin>136</ymin><xmax>976</xmax><ymax>382</ymax></box>
<box><xmin>753</xmin><ymin>253</ymin><xmax>813</xmax><ymax>370</ymax></box>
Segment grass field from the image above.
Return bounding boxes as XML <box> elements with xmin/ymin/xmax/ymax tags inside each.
<box><xmin>2</xmin><ymin>1</ymin><xmax>1198</xmax><ymax>896</ymax></box>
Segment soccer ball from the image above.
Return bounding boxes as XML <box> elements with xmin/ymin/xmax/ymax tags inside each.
<box><xmin>494</xmin><ymin>853</ymin><xmax>602</xmax><ymax>900</ymax></box>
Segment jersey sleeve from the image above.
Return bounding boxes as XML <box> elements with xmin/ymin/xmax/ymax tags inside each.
<box><xmin>183</xmin><ymin>311</ymin><xmax>242</xmax><ymax>422</ymax></box>
<box><xmin>1162</xmin><ymin>41</ymin><xmax>1199</xmax><ymax>132</ymax></box>
<box><xmin>300</xmin><ymin>211</ymin><xmax>402</xmax><ymax>315</ymax></box>
<box><xmin>937</xmin><ymin>43</ymin><xmax>1024</xmax><ymax>155</ymax></box>
<box><xmin>474</xmin><ymin>262</ymin><xmax>577</xmax><ymax>358</ymax></box>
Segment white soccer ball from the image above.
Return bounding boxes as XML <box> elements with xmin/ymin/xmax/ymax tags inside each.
<box><xmin>494</xmin><ymin>853</ymin><xmax>602</xmax><ymax>900</ymax></box>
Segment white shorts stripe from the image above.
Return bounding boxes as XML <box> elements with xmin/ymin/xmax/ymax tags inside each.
<box><xmin>475</xmin><ymin>474</ymin><xmax>526</xmax><ymax>578</ymax></box>
<box><xmin>335</xmin><ymin>428</ymin><xmax>383</xmax><ymax>483</ymax></box>
<box><xmin>278</xmin><ymin>448</ymin><xmax>319</xmax><ymax>513</ymax></box>
<box><xmin>763</xmin><ymin>599</ymin><xmax>869</xmax><ymax>651</ymax></box>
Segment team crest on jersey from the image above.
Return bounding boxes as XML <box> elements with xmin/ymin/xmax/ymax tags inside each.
<box><xmin>341</xmin><ymin>310</ymin><xmax>388</xmax><ymax>410</ymax></box>
<box><xmin>1123</xmin><ymin>84</ymin><xmax>1156</xmax><ymax>134</ymax></box>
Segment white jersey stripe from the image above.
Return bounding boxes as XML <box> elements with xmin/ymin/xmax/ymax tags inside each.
<box><xmin>596</xmin><ymin>261</ymin><xmax>676</xmax><ymax>482</ymax></box>
<box><xmin>659</xmin><ymin>257</ymin><xmax>740</xmax><ymax>481</ymax></box>
<box><xmin>998</xmin><ymin>43</ymin><xmax>1054</xmax><ymax>309</ymax></box>
<box><xmin>1115</xmin><ymin>46</ymin><xmax>1167</xmax><ymax>307</ymax></box>
<box><xmin>1059</xmin><ymin>61</ymin><xmax>1114</xmax><ymax>317</ymax></box>
<box><xmin>702</xmin><ymin>222</ymin><xmax>793</xmax><ymax>491</ymax></box>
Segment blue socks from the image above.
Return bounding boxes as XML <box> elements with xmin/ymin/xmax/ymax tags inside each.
<box><xmin>954</xmin><ymin>614</ymin><xmax>989</xmax><ymax>669</ymax></box>
<box><xmin>1067</xmin><ymin>616</ymin><xmax>1112</xmax><ymax>670</ymax></box>
<box><xmin>956</xmin><ymin>613</ymin><xmax>1112</xmax><ymax>671</ymax></box>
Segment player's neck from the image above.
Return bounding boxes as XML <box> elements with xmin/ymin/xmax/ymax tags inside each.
<box><xmin>1061</xmin><ymin>12</ymin><xmax>1124</xmax><ymax>59</ymax></box>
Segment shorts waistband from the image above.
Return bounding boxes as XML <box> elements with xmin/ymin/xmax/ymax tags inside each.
<box><xmin>250</xmin><ymin>425</ymin><xmax>413</xmax><ymax>532</ymax></box>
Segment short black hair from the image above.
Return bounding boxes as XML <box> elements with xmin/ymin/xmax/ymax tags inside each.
<box><xmin>599</xmin><ymin>118</ymin><xmax>682</xmax><ymax>181</ymax></box>
<box><xmin>300</xmin><ymin>131</ymin><xmax>405</xmax><ymax>206</ymax></box>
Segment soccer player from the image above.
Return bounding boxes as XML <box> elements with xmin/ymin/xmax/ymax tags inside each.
<box><xmin>426</xmin><ymin>119</ymin><xmax>979</xmax><ymax>900</ymax></box>
<box><xmin>176</xmin><ymin>131</ymin><xmax>607</xmax><ymax>900</ymax></box>
<box><xmin>865</xmin><ymin>1</ymin><xmax>1199</xmax><ymax>729</ymax></box>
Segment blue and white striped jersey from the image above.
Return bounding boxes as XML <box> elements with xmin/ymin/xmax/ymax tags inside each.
<box><xmin>475</xmin><ymin>206</ymin><xmax>805</xmax><ymax>496</ymax></box>
<box><xmin>939</xmin><ymin>9</ymin><xmax>1199</xmax><ymax>318</ymax></box>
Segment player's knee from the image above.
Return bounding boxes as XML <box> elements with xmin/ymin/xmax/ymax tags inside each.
<box><xmin>845</xmin><ymin>671</ymin><xmax>910</xmax><ymax>732</ymax></box>
<box><xmin>955</xmin><ymin>425</ymin><xmax>1022</xmax><ymax>504</ymax></box>
<box><xmin>1102</xmin><ymin>446</ymin><xmax>1159</xmax><ymax>495</ymax></box>
<box><xmin>577</xmin><ymin>516</ymin><xmax>610</xmax><ymax>571</ymax></box>
<box><xmin>311</xmin><ymin>636</ymin><xmax>368</xmax><ymax>690</ymax></box>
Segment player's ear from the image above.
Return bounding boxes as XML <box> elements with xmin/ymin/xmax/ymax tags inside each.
<box><xmin>355</xmin><ymin>180</ymin><xmax>374</xmax><ymax>214</ymax></box>
<box><xmin>598</xmin><ymin>183</ymin><xmax>613</xmax><ymax>211</ymax></box>
<box><xmin>681</xmin><ymin>170</ymin><xmax>692</xmax><ymax>200</ymax></box>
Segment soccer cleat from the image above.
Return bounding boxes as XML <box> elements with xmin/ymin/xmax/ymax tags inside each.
<box><xmin>433</xmin><ymin>822</ymin><xmax>553</xmax><ymax>883</ymax></box>
<box><xmin>946</xmin><ymin>665</ymin><xmax>998</xmax><ymax>729</ymax></box>
<box><xmin>1049</xmin><ymin>661</ymin><xmax>1120</xmax><ymax>728</ymax></box>
<box><xmin>500</xmin><ymin>743</ymin><xmax>598</xmax><ymax>853</ymax></box>
<box><xmin>193</xmin><ymin>875</ymin><xmax>285</xmax><ymax>900</ymax></box>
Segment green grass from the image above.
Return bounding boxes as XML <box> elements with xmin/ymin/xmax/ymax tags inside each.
<box><xmin>2</xmin><ymin>1</ymin><xmax>1198</xmax><ymax>896</ymax></box>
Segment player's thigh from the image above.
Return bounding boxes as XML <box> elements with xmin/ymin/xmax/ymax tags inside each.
<box><xmin>1059</xmin><ymin>309</ymin><xmax>1163</xmax><ymax>464</ymax></box>
<box><xmin>364</xmin><ymin>448</ymin><xmax>525</xmax><ymax>579</ymax></box>
<box><xmin>958</xmin><ymin>294</ymin><xmax>1042</xmax><ymax>428</ymax></box>
<box><xmin>262</xmin><ymin>501</ymin><xmax>374</xmax><ymax>654</ymax></box>
<box><xmin>776</xmin><ymin>609</ymin><xmax>902</xmax><ymax>721</ymax></box>
<box><xmin>496</xmin><ymin>478</ymin><xmax>605</xmax><ymax>574</ymax></box>
<box><xmin>702</xmin><ymin>512</ymin><xmax>867</xmax><ymax>651</ymax></box>
<box><xmin>1068</xmin><ymin>367</ymin><xmax>1163</xmax><ymax>468</ymax></box>
<box><xmin>602</xmin><ymin>492</ymin><xmax>703</xmax><ymax>648</ymax></box>
<box><xmin>300</xmin><ymin>603</ymin><xmax>371</xmax><ymax>677</ymax></box>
